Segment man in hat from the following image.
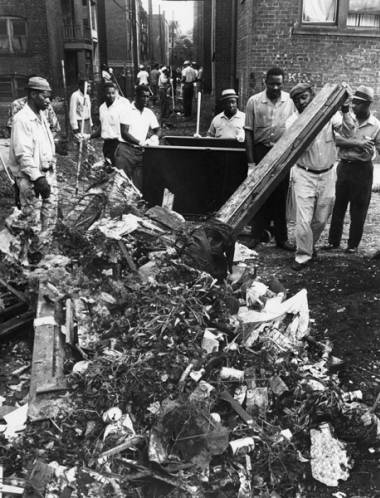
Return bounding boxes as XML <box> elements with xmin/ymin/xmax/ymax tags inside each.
<box><xmin>325</xmin><ymin>85</ymin><xmax>380</xmax><ymax>253</ymax></box>
<box><xmin>288</xmin><ymin>82</ymin><xmax>355</xmax><ymax>270</ymax></box>
<box><xmin>181</xmin><ymin>60</ymin><xmax>197</xmax><ymax>118</ymax></box>
<box><xmin>8</xmin><ymin>76</ymin><xmax>58</xmax><ymax>247</ymax></box>
<box><xmin>245</xmin><ymin>67</ymin><xmax>296</xmax><ymax>251</ymax></box>
<box><xmin>69</xmin><ymin>79</ymin><xmax>92</xmax><ymax>136</ymax></box>
<box><xmin>207</xmin><ymin>89</ymin><xmax>245</xmax><ymax>141</ymax></box>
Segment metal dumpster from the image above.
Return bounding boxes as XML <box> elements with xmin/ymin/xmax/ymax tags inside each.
<box><xmin>143</xmin><ymin>137</ymin><xmax>247</xmax><ymax>216</ymax></box>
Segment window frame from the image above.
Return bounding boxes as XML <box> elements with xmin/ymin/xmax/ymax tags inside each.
<box><xmin>0</xmin><ymin>74</ymin><xmax>28</xmax><ymax>101</ymax></box>
<box><xmin>0</xmin><ymin>16</ymin><xmax>28</xmax><ymax>55</ymax></box>
<box><xmin>295</xmin><ymin>0</ymin><xmax>380</xmax><ymax>37</ymax></box>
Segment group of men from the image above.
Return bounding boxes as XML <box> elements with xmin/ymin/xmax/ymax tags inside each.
<box><xmin>205</xmin><ymin>67</ymin><xmax>380</xmax><ymax>270</ymax></box>
<box><xmin>6</xmin><ymin>66</ymin><xmax>379</xmax><ymax>270</ymax></box>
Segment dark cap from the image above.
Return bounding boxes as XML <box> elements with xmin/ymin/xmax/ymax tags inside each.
<box><xmin>290</xmin><ymin>82</ymin><xmax>313</xmax><ymax>100</ymax></box>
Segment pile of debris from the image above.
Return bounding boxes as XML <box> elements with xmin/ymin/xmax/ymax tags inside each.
<box><xmin>0</xmin><ymin>166</ymin><xmax>379</xmax><ymax>497</ymax></box>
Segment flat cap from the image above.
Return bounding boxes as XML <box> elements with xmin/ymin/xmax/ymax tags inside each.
<box><xmin>26</xmin><ymin>76</ymin><xmax>51</xmax><ymax>92</ymax></box>
<box><xmin>220</xmin><ymin>88</ymin><xmax>239</xmax><ymax>101</ymax></box>
<box><xmin>183</xmin><ymin>60</ymin><xmax>190</xmax><ymax>65</ymax></box>
<box><xmin>353</xmin><ymin>85</ymin><xmax>374</xmax><ymax>103</ymax></box>
<box><xmin>290</xmin><ymin>82</ymin><xmax>312</xmax><ymax>100</ymax></box>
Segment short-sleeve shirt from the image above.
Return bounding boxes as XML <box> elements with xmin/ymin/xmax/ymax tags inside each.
<box><xmin>244</xmin><ymin>90</ymin><xmax>295</xmax><ymax>147</ymax></box>
<box><xmin>182</xmin><ymin>66</ymin><xmax>197</xmax><ymax>83</ymax></box>
<box><xmin>338</xmin><ymin>113</ymin><xmax>380</xmax><ymax>162</ymax></box>
<box><xmin>99</xmin><ymin>96</ymin><xmax>130</xmax><ymax>140</ymax></box>
<box><xmin>208</xmin><ymin>110</ymin><xmax>246</xmax><ymax>140</ymax></box>
<box><xmin>120</xmin><ymin>103</ymin><xmax>160</xmax><ymax>144</ymax></box>
<box><xmin>137</xmin><ymin>70</ymin><xmax>149</xmax><ymax>86</ymax></box>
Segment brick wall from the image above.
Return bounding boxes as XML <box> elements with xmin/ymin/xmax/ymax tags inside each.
<box><xmin>236</xmin><ymin>0</ymin><xmax>380</xmax><ymax>115</ymax></box>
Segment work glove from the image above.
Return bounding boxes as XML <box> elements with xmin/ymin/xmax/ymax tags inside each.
<box><xmin>33</xmin><ymin>176</ymin><xmax>51</xmax><ymax>199</ymax></box>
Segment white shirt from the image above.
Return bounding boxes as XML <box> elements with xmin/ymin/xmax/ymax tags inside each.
<box><xmin>182</xmin><ymin>66</ymin><xmax>197</xmax><ymax>83</ymax></box>
<box><xmin>9</xmin><ymin>103</ymin><xmax>55</xmax><ymax>181</ymax></box>
<box><xmin>120</xmin><ymin>103</ymin><xmax>160</xmax><ymax>144</ymax></box>
<box><xmin>208</xmin><ymin>110</ymin><xmax>246</xmax><ymax>140</ymax></box>
<box><xmin>69</xmin><ymin>89</ymin><xmax>92</xmax><ymax>130</ymax></box>
<box><xmin>137</xmin><ymin>70</ymin><xmax>149</xmax><ymax>86</ymax></box>
<box><xmin>99</xmin><ymin>97</ymin><xmax>130</xmax><ymax>140</ymax></box>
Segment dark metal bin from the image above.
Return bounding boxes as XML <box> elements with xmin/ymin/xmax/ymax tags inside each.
<box><xmin>143</xmin><ymin>137</ymin><xmax>247</xmax><ymax>216</ymax></box>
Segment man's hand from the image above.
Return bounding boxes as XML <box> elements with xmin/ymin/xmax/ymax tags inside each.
<box><xmin>247</xmin><ymin>162</ymin><xmax>256</xmax><ymax>170</ymax></box>
<box><xmin>33</xmin><ymin>177</ymin><xmax>51</xmax><ymax>199</ymax></box>
<box><xmin>356</xmin><ymin>136</ymin><xmax>374</xmax><ymax>155</ymax></box>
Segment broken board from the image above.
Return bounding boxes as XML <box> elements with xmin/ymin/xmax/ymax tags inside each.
<box><xmin>216</xmin><ymin>83</ymin><xmax>349</xmax><ymax>230</ymax></box>
<box><xmin>28</xmin><ymin>283</ymin><xmax>67</xmax><ymax>421</ymax></box>
<box><xmin>0</xmin><ymin>279</ymin><xmax>33</xmax><ymax>340</ymax></box>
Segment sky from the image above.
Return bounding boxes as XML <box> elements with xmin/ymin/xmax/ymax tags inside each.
<box><xmin>141</xmin><ymin>0</ymin><xmax>195</xmax><ymax>33</ymax></box>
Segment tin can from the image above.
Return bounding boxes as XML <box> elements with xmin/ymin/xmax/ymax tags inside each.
<box><xmin>229</xmin><ymin>437</ymin><xmax>255</xmax><ymax>455</ymax></box>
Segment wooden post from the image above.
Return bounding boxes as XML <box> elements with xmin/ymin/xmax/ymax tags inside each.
<box><xmin>194</xmin><ymin>91</ymin><xmax>201</xmax><ymax>136</ymax></box>
<box><xmin>61</xmin><ymin>59</ymin><xmax>69</xmax><ymax>137</ymax></box>
<box><xmin>75</xmin><ymin>80</ymin><xmax>88</xmax><ymax>196</ymax></box>
<box><xmin>215</xmin><ymin>83</ymin><xmax>349</xmax><ymax>231</ymax></box>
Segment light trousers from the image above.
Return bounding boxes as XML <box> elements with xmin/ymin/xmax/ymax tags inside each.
<box><xmin>293</xmin><ymin>165</ymin><xmax>335</xmax><ymax>264</ymax></box>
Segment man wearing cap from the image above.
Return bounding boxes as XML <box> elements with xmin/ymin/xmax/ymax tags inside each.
<box><xmin>288</xmin><ymin>82</ymin><xmax>355</xmax><ymax>270</ymax></box>
<box><xmin>8</xmin><ymin>76</ymin><xmax>57</xmax><ymax>245</ymax></box>
<box><xmin>181</xmin><ymin>61</ymin><xmax>197</xmax><ymax>118</ymax></box>
<box><xmin>207</xmin><ymin>89</ymin><xmax>245</xmax><ymax>141</ymax></box>
<box><xmin>69</xmin><ymin>79</ymin><xmax>92</xmax><ymax>137</ymax></box>
<box><xmin>326</xmin><ymin>85</ymin><xmax>380</xmax><ymax>253</ymax></box>
<box><xmin>245</xmin><ymin>67</ymin><xmax>296</xmax><ymax>251</ymax></box>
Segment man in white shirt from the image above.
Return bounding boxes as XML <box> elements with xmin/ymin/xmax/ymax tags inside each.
<box><xmin>136</xmin><ymin>65</ymin><xmax>149</xmax><ymax>87</ymax></box>
<box><xmin>208</xmin><ymin>89</ymin><xmax>245</xmax><ymax>141</ymax></box>
<box><xmin>181</xmin><ymin>60</ymin><xmax>197</xmax><ymax>117</ymax></box>
<box><xmin>114</xmin><ymin>86</ymin><xmax>160</xmax><ymax>190</ymax></box>
<box><xmin>8</xmin><ymin>76</ymin><xmax>58</xmax><ymax>248</ymax></box>
<box><xmin>92</xmin><ymin>83</ymin><xmax>130</xmax><ymax>164</ymax></box>
<box><xmin>69</xmin><ymin>79</ymin><xmax>92</xmax><ymax>136</ymax></box>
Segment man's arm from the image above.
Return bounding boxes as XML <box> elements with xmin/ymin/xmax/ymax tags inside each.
<box><xmin>207</xmin><ymin>118</ymin><xmax>216</xmax><ymax>137</ymax></box>
<box><xmin>331</xmin><ymin>110</ymin><xmax>355</xmax><ymax>138</ymax></box>
<box><xmin>69</xmin><ymin>93</ymin><xmax>78</xmax><ymax>132</ymax></box>
<box><xmin>244</xmin><ymin>98</ymin><xmax>255</xmax><ymax>166</ymax></box>
<box><xmin>120</xmin><ymin>124</ymin><xmax>141</xmax><ymax>146</ymax></box>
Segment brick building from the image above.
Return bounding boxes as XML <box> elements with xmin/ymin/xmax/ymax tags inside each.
<box><xmin>151</xmin><ymin>12</ymin><xmax>170</xmax><ymax>65</ymax></box>
<box><xmin>194</xmin><ymin>0</ymin><xmax>380</xmax><ymax>114</ymax></box>
<box><xmin>0</xmin><ymin>0</ymin><xmax>101</xmax><ymax>125</ymax></box>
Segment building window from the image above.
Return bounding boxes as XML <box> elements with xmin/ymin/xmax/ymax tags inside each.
<box><xmin>302</xmin><ymin>0</ymin><xmax>338</xmax><ymax>23</ymax></box>
<box><xmin>347</xmin><ymin>0</ymin><xmax>380</xmax><ymax>27</ymax></box>
<box><xmin>0</xmin><ymin>17</ymin><xmax>27</xmax><ymax>54</ymax></box>
<box><xmin>300</xmin><ymin>0</ymin><xmax>380</xmax><ymax>31</ymax></box>
<box><xmin>0</xmin><ymin>75</ymin><xmax>28</xmax><ymax>101</ymax></box>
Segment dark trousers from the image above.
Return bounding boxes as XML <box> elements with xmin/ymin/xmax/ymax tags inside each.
<box><xmin>183</xmin><ymin>82</ymin><xmax>194</xmax><ymax>117</ymax></box>
<box><xmin>103</xmin><ymin>139</ymin><xmax>119</xmax><ymax>165</ymax></box>
<box><xmin>114</xmin><ymin>142</ymin><xmax>144</xmax><ymax>191</ymax></box>
<box><xmin>328</xmin><ymin>160</ymin><xmax>373</xmax><ymax>249</ymax></box>
<box><xmin>250</xmin><ymin>143</ymin><xmax>289</xmax><ymax>245</ymax></box>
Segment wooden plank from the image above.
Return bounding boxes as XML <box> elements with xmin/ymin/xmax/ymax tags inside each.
<box><xmin>0</xmin><ymin>311</ymin><xmax>34</xmax><ymax>339</ymax></box>
<box><xmin>216</xmin><ymin>83</ymin><xmax>349</xmax><ymax>230</ymax></box>
<box><xmin>28</xmin><ymin>283</ymin><xmax>66</xmax><ymax>421</ymax></box>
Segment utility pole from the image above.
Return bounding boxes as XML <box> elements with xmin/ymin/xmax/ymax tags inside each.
<box><xmin>131</xmin><ymin>0</ymin><xmax>139</xmax><ymax>75</ymax></box>
<box><xmin>148</xmin><ymin>0</ymin><xmax>153</xmax><ymax>63</ymax></box>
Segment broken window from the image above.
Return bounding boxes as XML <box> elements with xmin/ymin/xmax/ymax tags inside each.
<box><xmin>347</xmin><ymin>0</ymin><xmax>380</xmax><ymax>27</ymax></box>
<box><xmin>302</xmin><ymin>0</ymin><xmax>338</xmax><ymax>23</ymax></box>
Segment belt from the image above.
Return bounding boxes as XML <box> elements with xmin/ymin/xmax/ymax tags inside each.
<box><xmin>297</xmin><ymin>164</ymin><xmax>334</xmax><ymax>174</ymax></box>
<box><xmin>341</xmin><ymin>159</ymin><xmax>372</xmax><ymax>165</ymax></box>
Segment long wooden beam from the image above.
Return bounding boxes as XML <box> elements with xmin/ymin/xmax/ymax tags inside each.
<box><xmin>215</xmin><ymin>83</ymin><xmax>349</xmax><ymax>230</ymax></box>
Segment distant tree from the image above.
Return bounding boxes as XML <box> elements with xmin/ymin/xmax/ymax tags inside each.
<box><xmin>171</xmin><ymin>35</ymin><xmax>194</xmax><ymax>68</ymax></box>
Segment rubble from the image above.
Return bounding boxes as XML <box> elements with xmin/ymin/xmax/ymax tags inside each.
<box><xmin>0</xmin><ymin>160</ymin><xmax>379</xmax><ymax>496</ymax></box>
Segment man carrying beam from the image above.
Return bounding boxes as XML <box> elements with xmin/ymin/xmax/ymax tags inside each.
<box><xmin>245</xmin><ymin>67</ymin><xmax>295</xmax><ymax>251</ymax></box>
<box><xmin>288</xmin><ymin>82</ymin><xmax>355</xmax><ymax>271</ymax></box>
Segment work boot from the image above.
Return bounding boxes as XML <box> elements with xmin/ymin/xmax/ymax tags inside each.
<box><xmin>291</xmin><ymin>260</ymin><xmax>311</xmax><ymax>271</ymax></box>
<box><xmin>322</xmin><ymin>243</ymin><xmax>340</xmax><ymax>251</ymax></box>
<box><xmin>277</xmin><ymin>241</ymin><xmax>296</xmax><ymax>252</ymax></box>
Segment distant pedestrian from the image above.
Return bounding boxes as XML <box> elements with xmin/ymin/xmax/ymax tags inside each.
<box><xmin>136</xmin><ymin>65</ymin><xmax>149</xmax><ymax>87</ymax></box>
<box><xmin>69</xmin><ymin>79</ymin><xmax>92</xmax><ymax>137</ymax></box>
<box><xmin>181</xmin><ymin>60</ymin><xmax>197</xmax><ymax>118</ymax></box>
<box><xmin>92</xmin><ymin>83</ymin><xmax>130</xmax><ymax>164</ymax></box>
<box><xmin>208</xmin><ymin>89</ymin><xmax>245</xmax><ymax>141</ymax></box>
<box><xmin>326</xmin><ymin>86</ymin><xmax>380</xmax><ymax>253</ymax></box>
<box><xmin>158</xmin><ymin>67</ymin><xmax>171</xmax><ymax>123</ymax></box>
<box><xmin>8</xmin><ymin>77</ymin><xmax>58</xmax><ymax>245</ymax></box>
<box><xmin>150</xmin><ymin>63</ymin><xmax>160</xmax><ymax>104</ymax></box>
<box><xmin>288</xmin><ymin>82</ymin><xmax>355</xmax><ymax>271</ymax></box>
<box><xmin>101</xmin><ymin>64</ymin><xmax>112</xmax><ymax>84</ymax></box>
<box><xmin>245</xmin><ymin>67</ymin><xmax>295</xmax><ymax>251</ymax></box>
<box><xmin>115</xmin><ymin>85</ymin><xmax>160</xmax><ymax>190</ymax></box>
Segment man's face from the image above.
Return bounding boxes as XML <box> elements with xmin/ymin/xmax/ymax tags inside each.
<box><xmin>135</xmin><ymin>91</ymin><xmax>150</xmax><ymax>108</ymax></box>
<box><xmin>79</xmin><ymin>82</ymin><xmax>91</xmax><ymax>94</ymax></box>
<box><xmin>266</xmin><ymin>75</ymin><xmax>283</xmax><ymax>100</ymax></box>
<box><xmin>32</xmin><ymin>90</ymin><xmax>51</xmax><ymax>111</ymax></box>
<box><xmin>352</xmin><ymin>99</ymin><xmax>370</xmax><ymax>119</ymax></box>
<box><xmin>224</xmin><ymin>97</ymin><xmax>238</xmax><ymax>117</ymax></box>
<box><xmin>293</xmin><ymin>90</ymin><xmax>313</xmax><ymax>113</ymax></box>
<box><xmin>105</xmin><ymin>86</ymin><xmax>116</xmax><ymax>105</ymax></box>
